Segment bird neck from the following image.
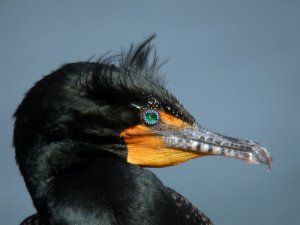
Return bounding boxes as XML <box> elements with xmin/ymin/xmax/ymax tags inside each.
<box><xmin>21</xmin><ymin>140</ymin><xmax>126</xmax><ymax>208</ymax></box>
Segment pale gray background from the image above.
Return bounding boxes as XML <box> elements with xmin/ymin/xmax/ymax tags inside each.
<box><xmin>1</xmin><ymin>1</ymin><xmax>299</xmax><ymax>225</ymax></box>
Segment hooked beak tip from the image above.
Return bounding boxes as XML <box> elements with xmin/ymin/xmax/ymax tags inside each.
<box><xmin>255</xmin><ymin>145</ymin><xmax>272</xmax><ymax>170</ymax></box>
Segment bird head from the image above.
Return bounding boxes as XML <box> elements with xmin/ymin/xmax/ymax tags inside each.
<box><xmin>14</xmin><ymin>35</ymin><xmax>272</xmax><ymax>204</ymax></box>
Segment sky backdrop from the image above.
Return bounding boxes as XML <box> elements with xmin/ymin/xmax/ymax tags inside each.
<box><xmin>1</xmin><ymin>1</ymin><xmax>300</xmax><ymax>225</ymax></box>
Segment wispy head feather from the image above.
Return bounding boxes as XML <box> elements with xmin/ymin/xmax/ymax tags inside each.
<box><xmin>78</xmin><ymin>35</ymin><xmax>194</xmax><ymax>124</ymax></box>
<box><xmin>119</xmin><ymin>34</ymin><xmax>164</xmax><ymax>80</ymax></box>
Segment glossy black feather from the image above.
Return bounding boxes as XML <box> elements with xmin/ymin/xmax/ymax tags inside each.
<box><xmin>20</xmin><ymin>160</ymin><xmax>213</xmax><ymax>225</ymax></box>
<box><xmin>14</xmin><ymin>37</ymin><xmax>212</xmax><ymax>225</ymax></box>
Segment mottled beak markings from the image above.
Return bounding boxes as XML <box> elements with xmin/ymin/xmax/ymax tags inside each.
<box><xmin>163</xmin><ymin>125</ymin><xmax>272</xmax><ymax>169</ymax></box>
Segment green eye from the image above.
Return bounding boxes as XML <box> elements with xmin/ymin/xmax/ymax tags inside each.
<box><xmin>143</xmin><ymin>110</ymin><xmax>160</xmax><ymax>126</ymax></box>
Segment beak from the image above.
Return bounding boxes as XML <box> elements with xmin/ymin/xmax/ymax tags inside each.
<box><xmin>162</xmin><ymin>124</ymin><xmax>272</xmax><ymax>169</ymax></box>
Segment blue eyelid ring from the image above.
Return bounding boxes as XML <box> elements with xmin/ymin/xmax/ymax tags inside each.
<box><xmin>143</xmin><ymin>109</ymin><xmax>160</xmax><ymax>126</ymax></box>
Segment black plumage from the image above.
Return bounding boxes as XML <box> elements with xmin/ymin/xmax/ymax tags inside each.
<box><xmin>14</xmin><ymin>35</ymin><xmax>271</xmax><ymax>225</ymax></box>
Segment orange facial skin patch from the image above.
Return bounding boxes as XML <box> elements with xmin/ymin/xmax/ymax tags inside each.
<box><xmin>120</xmin><ymin>111</ymin><xmax>201</xmax><ymax>167</ymax></box>
<box><xmin>158</xmin><ymin>111</ymin><xmax>191</xmax><ymax>129</ymax></box>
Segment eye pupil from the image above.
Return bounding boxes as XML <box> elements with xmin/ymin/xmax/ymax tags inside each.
<box><xmin>143</xmin><ymin>110</ymin><xmax>159</xmax><ymax>125</ymax></box>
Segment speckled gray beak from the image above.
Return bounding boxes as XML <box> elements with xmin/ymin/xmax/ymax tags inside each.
<box><xmin>163</xmin><ymin>124</ymin><xmax>272</xmax><ymax>169</ymax></box>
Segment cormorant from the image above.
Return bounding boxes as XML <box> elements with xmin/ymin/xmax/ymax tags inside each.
<box><xmin>14</xmin><ymin>36</ymin><xmax>272</xmax><ymax>225</ymax></box>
